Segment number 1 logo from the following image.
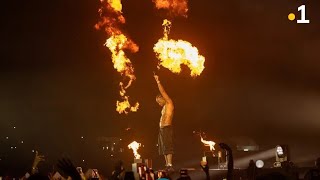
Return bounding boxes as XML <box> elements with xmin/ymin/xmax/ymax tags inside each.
<box><xmin>288</xmin><ymin>5</ymin><xmax>310</xmax><ymax>24</ymax></box>
<box><xmin>297</xmin><ymin>5</ymin><xmax>310</xmax><ymax>24</ymax></box>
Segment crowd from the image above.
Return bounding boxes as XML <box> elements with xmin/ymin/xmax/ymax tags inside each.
<box><xmin>1</xmin><ymin>143</ymin><xmax>320</xmax><ymax>180</ymax></box>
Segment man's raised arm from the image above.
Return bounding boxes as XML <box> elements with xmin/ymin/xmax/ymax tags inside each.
<box><xmin>154</xmin><ymin>74</ymin><xmax>173</xmax><ymax>105</ymax></box>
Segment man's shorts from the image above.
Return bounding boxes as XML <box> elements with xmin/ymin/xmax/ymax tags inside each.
<box><xmin>158</xmin><ymin>126</ymin><xmax>174</xmax><ymax>155</ymax></box>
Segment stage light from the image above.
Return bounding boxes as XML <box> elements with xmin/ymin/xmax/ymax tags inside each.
<box><xmin>274</xmin><ymin>145</ymin><xmax>289</xmax><ymax>167</ymax></box>
<box><xmin>237</xmin><ymin>145</ymin><xmax>259</xmax><ymax>152</ymax></box>
<box><xmin>82</xmin><ymin>159</ymin><xmax>85</xmax><ymax>162</ymax></box>
<box><xmin>21</xmin><ymin>141</ymin><xmax>24</xmax><ymax>144</ymax></box>
<box><xmin>6</xmin><ymin>137</ymin><xmax>8</xmax><ymax>140</ymax></box>
<box><xmin>256</xmin><ymin>160</ymin><xmax>264</xmax><ymax>168</ymax></box>
<box><xmin>32</xmin><ymin>150</ymin><xmax>35</xmax><ymax>153</ymax></box>
<box><xmin>234</xmin><ymin>148</ymin><xmax>275</xmax><ymax>168</ymax></box>
<box><xmin>276</xmin><ymin>146</ymin><xmax>284</xmax><ymax>156</ymax></box>
<box><xmin>13</xmin><ymin>126</ymin><xmax>16</xmax><ymax>129</ymax></box>
<box><xmin>81</xmin><ymin>136</ymin><xmax>84</xmax><ymax>139</ymax></box>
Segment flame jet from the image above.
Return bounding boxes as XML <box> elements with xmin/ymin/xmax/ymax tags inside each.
<box><xmin>95</xmin><ymin>0</ymin><xmax>139</xmax><ymax>114</ymax></box>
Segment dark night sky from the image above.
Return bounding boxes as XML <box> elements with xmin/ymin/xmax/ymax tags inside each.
<box><xmin>1</xmin><ymin>0</ymin><xmax>320</xmax><ymax>170</ymax></box>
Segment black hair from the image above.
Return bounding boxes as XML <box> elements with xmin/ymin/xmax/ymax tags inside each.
<box><xmin>156</xmin><ymin>94</ymin><xmax>163</xmax><ymax>99</ymax></box>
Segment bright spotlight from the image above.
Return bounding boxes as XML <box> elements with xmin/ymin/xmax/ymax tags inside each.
<box><xmin>276</xmin><ymin>146</ymin><xmax>284</xmax><ymax>156</ymax></box>
<box><xmin>256</xmin><ymin>160</ymin><xmax>264</xmax><ymax>168</ymax></box>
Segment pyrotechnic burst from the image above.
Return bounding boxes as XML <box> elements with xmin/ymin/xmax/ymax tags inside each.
<box><xmin>128</xmin><ymin>141</ymin><xmax>142</xmax><ymax>159</ymax></box>
<box><xmin>95</xmin><ymin>0</ymin><xmax>139</xmax><ymax>114</ymax></box>
<box><xmin>154</xmin><ymin>19</ymin><xmax>205</xmax><ymax>77</ymax></box>
<box><xmin>152</xmin><ymin>0</ymin><xmax>205</xmax><ymax>77</ymax></box>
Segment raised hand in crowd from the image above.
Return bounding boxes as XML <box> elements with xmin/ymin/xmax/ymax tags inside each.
<box><xmin>31</xmin><ymin>151</ymin><xmax>45</xmax><ymax>174</ymax></box>
<box><xmin>57</xmin><ymin>158</ymin><xmax>81</xmax><ymax>180</ymax></box>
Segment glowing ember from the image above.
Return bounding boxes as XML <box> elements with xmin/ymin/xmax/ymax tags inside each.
<box><xmin>201</xmin><ymin>137</ymin><xmax>216</xmax><ymax>151</ymax></box>
<box><xmin>154</xmin><ymin>19</ymin><xmax>205</xmax><ymax>77</ymax></box>
<box><xmin>96</xmin><ymin>0</ymin><xmax>139</xmax><ymax>114</ymax></box>
<box><xmin>128</xmin><ymin>141</ymin><xmax>141</xmax><ymax>159</ymax></box>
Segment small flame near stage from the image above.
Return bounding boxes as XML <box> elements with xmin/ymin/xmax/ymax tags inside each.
<box><xmin>201</xmin><ymin>136</ymin><xmax>216</xmax><ymax>152</ymax></box>
<box><xmin>128</xmin><ymin>141</ymin><xmax>142</xmax><ymax>159</ymax></box>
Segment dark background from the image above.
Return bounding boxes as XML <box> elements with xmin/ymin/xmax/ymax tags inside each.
<box><xmin>1</xmin><ymin>0</ymin><xmax>320</xmax><ymax>175</ymax></box>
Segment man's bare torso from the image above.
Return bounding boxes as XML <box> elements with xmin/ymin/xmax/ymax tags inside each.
<box><xmin>160</xmin><ymin>105</ymin><xmax>174</xmax><ymax>128</ymax></box>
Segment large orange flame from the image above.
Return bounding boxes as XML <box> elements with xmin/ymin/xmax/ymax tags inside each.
<box><xmin>154</xmin><ymin>19</ymin><xmax>205</xmax><ymax>77</ymax></box>
<box><xmin>128</xmin><ymin>141</ymin><xmax>142</xmax><ymax>159</ymax></box>
<box><xmin>96</xmin><ymin>0</ymin><xmax>139</xmax><ymax>114</ymax></box>
<box><xmin>201</xmin><ymin>136</ymin><xmax>216</xmax><ymax>151</ymax></box>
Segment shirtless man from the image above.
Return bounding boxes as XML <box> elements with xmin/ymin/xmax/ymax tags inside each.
<box><xmin>154</xmin><ymin>74</ymin><xmax>174</xmax><ymax>171</ymax></box>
